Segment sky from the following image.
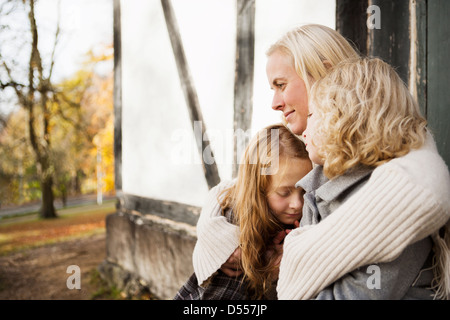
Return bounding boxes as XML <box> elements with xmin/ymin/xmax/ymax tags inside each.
<box><xmin>0</xmin><ymin>0</ymin><xmax>113</xmax><ymax>91</ymax></box>
<box><xmin>36</xmin><ymin>0</ymin><xmax>113</xmax><ymax>82</ymax></box>
<box><xmin>0</xmin><ymin>0</ymin><xmax>113</xmax><ymax>117</ymax></box>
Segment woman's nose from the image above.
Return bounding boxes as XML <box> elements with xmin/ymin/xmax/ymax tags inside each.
<box><xmin>271</xmin><ymin>92</ymin><xmax>284</xmax><ymax>111</ymax></box>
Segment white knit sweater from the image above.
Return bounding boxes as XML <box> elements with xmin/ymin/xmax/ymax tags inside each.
<box><xmin>192</xmin><ymin>133</ymin><xmax>450</xmax><ymax>298</ymax></box>
<box><xmin>193</xmin><ymin>179</ymin><xmax>239</xmax><ymax>285</ymax></box>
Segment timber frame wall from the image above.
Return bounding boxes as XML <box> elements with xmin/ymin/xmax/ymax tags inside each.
<box><xmin>113</xmin><ymin>0</ymin><xmax>256</xmax><ymax>224</ymax></box>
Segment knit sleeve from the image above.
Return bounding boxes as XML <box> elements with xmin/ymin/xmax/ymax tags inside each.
<box><xmin>277</xmin><ymin>138</ymin><xmax>450</xmax><ymax>300</ymax></box>
<box><xmin>192</xmin><ymin>180</ymin><xmax>240</xmax><ymax>286</ymax></box>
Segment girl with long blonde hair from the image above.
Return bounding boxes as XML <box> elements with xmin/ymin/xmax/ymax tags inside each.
<box><xmin>175</xmin><ymin>124</ymin><xmax>312</xmax><ymax>299</ymax></box>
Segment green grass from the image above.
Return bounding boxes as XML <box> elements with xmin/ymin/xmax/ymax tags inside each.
<box><xmin>89</xmin><ymin>269</ymin><xmax>124</xmax><ymax>300</ymax></box>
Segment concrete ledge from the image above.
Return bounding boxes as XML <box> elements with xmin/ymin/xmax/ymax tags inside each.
<box><xmin>99</xmin><ymin>210</ymin><xmax>197</xmax><ymax>299</ymax></box>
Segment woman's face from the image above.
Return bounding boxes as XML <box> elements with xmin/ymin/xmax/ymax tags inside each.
<box><xmin>266</xmin><ymin>157</ymin><xmax>312</xmax><ymax>225</ymax></box>
<box><xmin>266</xmin><ymin>51</ymin><xmax>309</xmax><ymax>135</ymax></box>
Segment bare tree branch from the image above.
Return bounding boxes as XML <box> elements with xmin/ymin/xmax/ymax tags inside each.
<box><xmin>47</xmin><ymin>0</ymin><xmax>61</xmax><ymax>81</ymax></box>
<box><xmin>0</xmin><ymin>79</ymin><xmax>25</xmax><ymax>90</ymax></box>
<box><xmin>0</xmin><ymin>0</ymin><xmax>17</xmax><ymax>17</ymax></box>
<box><xmin>1</xmin><ymin>61</ymin><xmax>27</xmax><ymax>106</ymax></box>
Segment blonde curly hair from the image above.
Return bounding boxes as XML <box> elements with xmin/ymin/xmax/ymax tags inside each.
<box><xmin>309</xmin><ymin>57</ymin><xmax>428</xmax><ymax>179</ymax></box>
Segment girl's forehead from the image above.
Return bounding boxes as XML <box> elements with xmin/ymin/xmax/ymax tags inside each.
<box><xmin>268</xmin><ymin>157</ymin><xmax>312</xmax><ymax>189</ymax></box>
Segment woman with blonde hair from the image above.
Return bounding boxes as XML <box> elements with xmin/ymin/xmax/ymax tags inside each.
<box><xmin>298</xmin><ymin>57</ymin><xmax>441</xmax><ymax>299</ymax></box>
<box><xmin>195</xmin><ymin>24</ymin><xmax>450</xmax><ymax>300</ymax></box>
<box><xmin>175</xmin><ymin>123</ymin><xmax>312</xmax><ymax>299</ymax></box>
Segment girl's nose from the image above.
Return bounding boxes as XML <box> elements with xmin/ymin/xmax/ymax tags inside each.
<box><xmin>290</xmin><ymin>195</ymin><xmax>303</xmax><ymax>210</ymax></box>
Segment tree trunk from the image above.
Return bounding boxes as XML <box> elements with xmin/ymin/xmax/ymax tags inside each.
<box><xmin>73</xmin><ymin>170</ymin><xmax>82</xmax><ymax>194</ymax></box>
<box><xmin>1</xmin><ymin>0</ymin><xmax>60</xmax><ymax>218</ymax></box>
<box><xmin>40</xmin><ymin>174</ymin><xmax>57</xmax><ymax>219</ymax></box>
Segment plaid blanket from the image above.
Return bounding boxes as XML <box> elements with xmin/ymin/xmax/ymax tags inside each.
<box><xmin>173</xmin><ymin>270</ymin><xmax>249</xmax><ymax>300</ymax></box>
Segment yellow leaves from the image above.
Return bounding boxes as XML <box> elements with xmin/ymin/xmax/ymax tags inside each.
<box><xmin>92</xmin><ymin>117</ymin><xmax>115</xmax><ymax>193</ymax></box>
<box><xmin>0</xmin><ymin>44</ymin><xmax>115</xmax><ymax>204</ymax></box>
<box><xmin>77</xmin><ymin>47</ymin><xmax>114</xmax><ymax>194</ymax></box>
<box><xmin>83</xmin><ymin>44</ymin><xmax>114</xmax><ymax>65</ymax></box>
<box><xmin>0</xmin><ymin>108</ymin><xmax>33</xmax><ymax>174</ymax></box>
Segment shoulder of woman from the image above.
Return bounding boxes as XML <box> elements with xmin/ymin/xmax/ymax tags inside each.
<box><xmin>375</xmin><ymin>132</ymin><xmax>450</xmax><ymax>209</ymax></box>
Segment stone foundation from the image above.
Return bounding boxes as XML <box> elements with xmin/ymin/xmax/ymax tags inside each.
<box><xmin>99</xmin><ymin>210</ymin><xmax>196</xmax><ymax>299</ymax></box>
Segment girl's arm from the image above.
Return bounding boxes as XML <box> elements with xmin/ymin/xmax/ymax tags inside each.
<box><xmin>277</xmin><ymin>135</ymin><xmax>450</xmax><ymax>299</ymax></box>
<box><xmin>192</xmin><ymin>180</ymin><xmax>240</xmax><ymax>286</ymax></box>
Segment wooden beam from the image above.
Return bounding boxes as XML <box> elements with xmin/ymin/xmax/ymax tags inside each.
<box><xmin>233</xmin><ymin>0</ymin><xmax>255</xmax><ymax>177</ymax></box>
<box><xmin>411</xmin><ymin>0</ymin><xmax>427</xmax><ymax>117</ymax></box>
<box><xmin>118</xmin><ymin>193</ymin><xmax>201</xmax><ymax>226</ymax></box>
<box><xmin>113</xmin><ymin>0</ymin><xmax>123</xmax><ymax>192</ymax></box>
<box><xmin>160</xmin><ymin>0</ymin><xmax>220</xmax><ymax>189</ymax></box>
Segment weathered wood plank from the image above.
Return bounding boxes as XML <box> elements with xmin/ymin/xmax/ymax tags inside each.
<box><xmin>118</xmin><ymin>193</ymin><xmax>201</xmax><ymax>226</ymax></box>
<box><xmin>336</xmin><ymin>0</ymin><xmax>369</xmax><ymax>55</ymax></box>
<box><xmin>427</xmin><ymin>0</ymin><xmax>450</xmax><ymax>167</ymax></box>
<box><xmin>233</xmin><ymin>0</ymin><xmax>255</xmax><ymax>177</ymax></box>
<box><xmin>160</xmin><ymin>0</ymin><xmax>221</xmax><ymax>189</ymax></box>
<box><xmin>113</xmin><ymin>0</ymin><xmax>123</xmax><ymax>192</ymax></box>
<box><xmin>411</xmin><ymin>0</ymin><xmax>427</xmax><ymax>117</ymax></box>
<box><xmin>368</xmin><ymin>0</ymin><xmax>411</xmax><ymax>83</ymax></box>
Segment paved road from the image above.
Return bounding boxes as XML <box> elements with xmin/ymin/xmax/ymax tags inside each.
<box><xmin>0</xmin><ymin>194</ymin><xmax>116</xmax><ymax>219</ymax></box>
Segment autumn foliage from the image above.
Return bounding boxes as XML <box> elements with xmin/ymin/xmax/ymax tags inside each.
<box><xmin>0</xmin><ymin>47</ymin><xmax>115</xmax><ymax>207</ymax></box>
